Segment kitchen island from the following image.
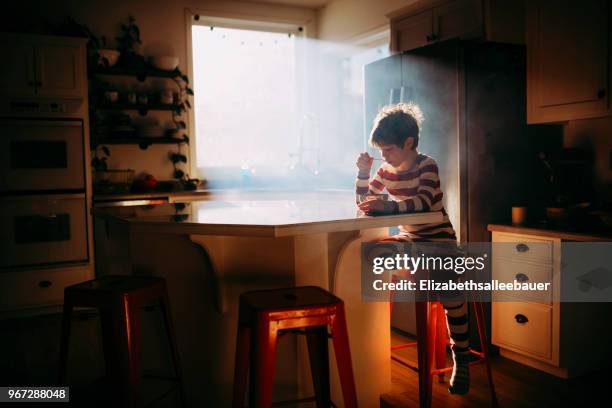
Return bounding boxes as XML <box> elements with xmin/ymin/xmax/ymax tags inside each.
<box><xmin>94</xmin><ymin>191</ymin><xmax>443</xmax><ymax>407</ymax></box>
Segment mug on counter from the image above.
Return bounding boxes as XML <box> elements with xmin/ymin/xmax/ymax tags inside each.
<box><xmin>511</xmin><ymin>206</ymin><xmax>527</xmax><ymax>225</ymax></box>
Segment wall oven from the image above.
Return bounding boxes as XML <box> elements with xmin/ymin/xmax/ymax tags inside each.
<box><xmin>0</xmin><ymin>120</ymin><xmax>85</xmax><ymax>193</ymax></box>
<box><xmin>0</xmin><ymin>194</ymin><xmax>88</xmax><ymax>268</ymax></box>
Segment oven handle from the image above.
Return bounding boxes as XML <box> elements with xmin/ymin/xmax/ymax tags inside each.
<box><xmin>94</xmin><ymin>198</ymin><xmax>169</xmax><ymax>207</ymax></box>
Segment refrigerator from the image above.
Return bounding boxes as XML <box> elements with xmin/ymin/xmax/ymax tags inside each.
<box><xmin>364</xmin><ymin>40</ymin><xmax>533</xmax><ymax>339</ymax></box>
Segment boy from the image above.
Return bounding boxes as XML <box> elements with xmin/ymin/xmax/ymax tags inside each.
<box><xmin>356</xmin><ymin>102</ymin><xmax>470</xmax><ymax>395</ymax></box>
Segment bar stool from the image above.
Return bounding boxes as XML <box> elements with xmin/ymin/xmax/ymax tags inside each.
<box><xmin>59</xmin><ymin>275</ymin><xmax>184</xmax><ymax>408</ymax></box>
<box><xmin>232</xmin><ymin>286</ymin><xmax>358</xmax><ymax>408</ymax></box>
<box><xmin>389</xmin><ymin>273</ymin><xmax>498</xmax><ymax>408</ymax></box>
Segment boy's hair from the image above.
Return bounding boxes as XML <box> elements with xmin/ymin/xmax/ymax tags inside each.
<box><xmin>369</xmin><ymin>102</ymin><xmax>424</xmax><ymax>149</ymax></box>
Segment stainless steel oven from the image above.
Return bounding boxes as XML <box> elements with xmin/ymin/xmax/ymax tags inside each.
<box><xmin>0</xmin><ymin>119</ymin><xmax>85</xmax><ymax>192</ymax></box>
<box><xmin>0</xmin><ymin>194</ymin><xmax>89</xmax><ymax>269</ymax></box>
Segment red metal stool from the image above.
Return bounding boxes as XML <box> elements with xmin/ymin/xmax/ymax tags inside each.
<box><xmin>59</xmin><ymin>275</ymin><xmax>184</xmax><ymax>408</ymax></box>
<box><xmin>232</xmin><ymin>286</ymin><xmax>358</xmax><ymax>408</ymax></box>
<box><xmin>389</xmin><ymin>273</ymin><xmax>498</xmax><ymax>408</ymax></box>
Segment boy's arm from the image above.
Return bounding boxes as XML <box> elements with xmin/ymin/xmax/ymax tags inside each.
<box><xmin>396</xmin><ymin>159</ymin><xmax>440</xmax><ymax>213</ymax></box>
<box><xmin>356</xmin><ymin>166</ymin><xmax>386</xmax><ymax>195</ymax></box>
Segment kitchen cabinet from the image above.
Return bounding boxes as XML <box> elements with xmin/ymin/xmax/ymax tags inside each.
<box><xmin>0</xmin><ymin>34</ymin><xmax>85</xmax><ymax>99</ymax></box>
<box><xmin>490</xmin><ymin>229</ymin><xmax>612</xmax><ymax>378</ymax></box>
<box><xmin>388</xmin><ymin>0</ymin><xmax>523</xmax><ymax>54</ymax></box>
<box><xmin>527</xmin><ymin>0</ymin><xmax>611</xmax><ymax>123</ymax></box>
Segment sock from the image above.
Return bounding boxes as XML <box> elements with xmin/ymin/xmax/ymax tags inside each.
<box><xmin>441</xmin><ymin>300</ymin><xmax>470</xmax><ymax>395</ymax></box>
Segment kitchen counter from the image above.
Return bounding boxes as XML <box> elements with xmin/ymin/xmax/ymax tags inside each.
<box><xmin>94</xmin><ymin>191</ymin><xmax>443</xmax><ymax>406</ymax></box>
<box><xmin>487</xmin><ymin>223</ymin><xmax>612</xmax><ymax>241</ymax></box>
<box><xmin>94</xmin><ymin>191</ymin><xmax>443</xmax><ymax>237</ymax></box>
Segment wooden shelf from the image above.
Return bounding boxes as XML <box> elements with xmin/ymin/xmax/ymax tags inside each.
<box><xmin>90</xmin><ymin>66</ymin><xmax>180</xmax><ymax>81</ymax></box>
<box><xmin>91</xmin><ymin>136</ymin><xmax>186</xmax><ymax>149</ymax></box>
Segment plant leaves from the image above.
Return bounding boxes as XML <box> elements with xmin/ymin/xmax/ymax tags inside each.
<box><xmin>102</xmin><ymin>146</ymin><xmax>111</xmax><ymax>156</ymax></box>
<box><xmin>186</xmin><ymin>87</ymin><xmax>194</xmax><ymax>95</ymax></box>
<box><xmin>185</xmin><ymin>100</ymin><xmax>191</xmax><ymax>109</ymax></box>
<box><xmin>178</xmin><ymin>121</ymin><xmax>186</xmax><ymax>129</ymax></box>
<box><xmin>181</xmin><ymin>74</ymin><xmax>189</xmax><ymax>83</ymax></box>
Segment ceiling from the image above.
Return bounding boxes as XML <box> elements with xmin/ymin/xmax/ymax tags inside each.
<box><xmin>239</xmin><ymin>0</ymin><xmax>333</xmax><ymax>9</ymax></box>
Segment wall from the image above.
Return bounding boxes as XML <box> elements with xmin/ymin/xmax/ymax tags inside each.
<box><xmin>2</xmin><ymin>0</ymin><xmax>316</xmax><ymax>181</ymax></box>
<box><xmin>317</xmin><ymin>0</ymin><xmax>419</xmax><ymax>41</ymax></box>
<box><xmin>563</xmin><ymin>117</ymin><xmax>612</xmax><ymax>203</ymax></box>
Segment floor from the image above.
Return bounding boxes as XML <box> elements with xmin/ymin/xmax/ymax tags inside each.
<box><xmin>382</xmin><ymin>331</ymin><xmax>607</xmax><ymax>407</ymax></box>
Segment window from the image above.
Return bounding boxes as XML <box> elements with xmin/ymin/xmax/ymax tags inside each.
<box><xmin>190</xmin><ymin>19</ymin><xmax>389</xmax><ymax>190</ymax></box>
<box><xmin>192</xmin><ymin>22</ymin><xmax>303</xmax><ymax>188</ymax></box>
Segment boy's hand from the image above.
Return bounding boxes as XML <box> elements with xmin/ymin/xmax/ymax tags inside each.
<box><xmin>358</xmin><ymin>199</ymin><xmax>398</xmax><ymax>215</ymax></box>
<box><xmin>356</xmin><ymin>152</ymin><xmax>374</xmax><ymax>174</ymax></box>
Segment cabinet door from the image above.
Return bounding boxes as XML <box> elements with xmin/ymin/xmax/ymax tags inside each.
<box><xmin>391</xmin><ymin>10</ymin><xmax>433</xmax><ymax>53</ymax></box>
<box><xmin>35</xmin><ymin>42</ymin><xmax>84</xmax><ymax>98</ymax></box>
<box><xmin>434</xmin><ymin>0</ymin><xmax>483</xmax><ymax>42</ymax></box>
<box><xmin>0</xmin><ymin>40</ymin><xmax>36</xmax><ymax>97</ymax></box>
<box><xmin>527</xmin><ymin>0</ymin><xmax>610</xmax><ymax>123</ymax></box>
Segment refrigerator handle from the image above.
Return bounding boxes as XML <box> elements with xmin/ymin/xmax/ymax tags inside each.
<box><xmin>400</xmin><ymin>86</ymin><xmax>405</xmax><ymax>102</ymax></box>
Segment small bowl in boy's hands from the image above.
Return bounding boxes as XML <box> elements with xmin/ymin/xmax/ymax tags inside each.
<box><xmin>358</xmin><ymin>197</ymin><xmax>397</xmax><ymax>215</ymax></box>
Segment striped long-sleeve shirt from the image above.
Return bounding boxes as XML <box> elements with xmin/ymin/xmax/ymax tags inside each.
<box><xmin>356</xmin><ymin>153</ymin><xmax>457</xmax><ymax>242</ymax></box>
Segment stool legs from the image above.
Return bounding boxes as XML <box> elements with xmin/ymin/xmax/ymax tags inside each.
<box><xmin>474</xmin><ymin>301</ymin><xmax>498</xmax><ymax>407</ymax></box>
<box><xmin>306</xmin><ymin>326</ymin><xmax>331</xmax><ymax>407</ymax></box>
<box><xmin>330</xmin><ymin>305</ymin><xmax>358</xmax><ymax>408</ymax></box>
<box><xmin>435</xmin><ymin>304</ymin><xmax>447</xmax><ymax>383</ymax></box>
<box><xmin>415</xmin><ymin>301</ymin><xmax>438</xmax><ymax>408</ymax></box>
<box><xmin>98</xmin><ymin>301</ymin><xmax>142</xmax><ymax>408</ymax></box>
<box><xmin>58</xmin><ymin>300</ymin><xmax>74</xmax><ymax>384</ymax></box>
<box><xmin>250</xmin><ymin>316</ymin><xmax>279</xmax><ymax>408</ymax></box>
<box><xmin>232</xmin><ymin>326</ymin><xmax>250</xmax><ymax>408</ymax></box>
<box><xmin>159</xmin><ymin>293</ymin><xmax>185</xmax><ymax>406</ymax></box>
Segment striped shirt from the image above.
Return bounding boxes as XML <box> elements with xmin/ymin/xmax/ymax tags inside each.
<box><xmin>356</xmin><ymin>153</ymin><xmax>457</xmax><ymax>242</ymax></box>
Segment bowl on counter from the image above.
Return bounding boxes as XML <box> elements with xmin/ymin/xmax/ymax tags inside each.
<box><xmin>149</xmin><ymin>56</ymin><xmax>179</xmax><ymax>71</ymax></box>
<box><xmin>546</xmin><ymin>206</ymin><xmax>568</xmax><ymax>223</ymax></box>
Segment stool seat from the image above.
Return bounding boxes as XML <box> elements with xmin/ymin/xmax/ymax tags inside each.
<box><xmin>233</xmin><ymin>286</ymin><xmax>358</xmax><ymax>408</ymax></box>
<box><xmin>66</xmin><ymin>275</ymin><xmax>164</xmax><ymax>293</ymax></box>
<box><xmin>59</xmin><ymin>275</ymin><xmax>184</xmax><ymax>408</ymax></box>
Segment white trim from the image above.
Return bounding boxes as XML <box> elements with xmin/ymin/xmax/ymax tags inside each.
<box><xmin>348</xmin><ymin>26</ymin><xmax>390</xmax><ymax>48</ymax></box>
<box><xmin>192</xmin><ymin>15</ymin><xmax>303</xmax><ymax>35</ymax></box>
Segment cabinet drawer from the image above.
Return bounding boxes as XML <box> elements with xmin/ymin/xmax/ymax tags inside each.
<box><xmin>0</xmin><ymin>267</ymin><xmax>91</xmax><ymax>310</ymax></box>
<box><xmin>492</xmin><ymin>259</ymin><xmax>553</xmax><ymax>304</ymax></box>
<box><xmin>492</xmin><ymin>301</ymin><xmax>552</xmax><ymax>360</ymax></box>
<box><xmin>492</xmin><ymin>232</ymin><xmax>554</xmax><ymax>264</ymax></box>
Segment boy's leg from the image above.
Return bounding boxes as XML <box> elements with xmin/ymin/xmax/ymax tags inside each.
<box><xmin>440</xmin><ymin>297</ymin><xmax>470</xmax><ymax>394</ymax></box>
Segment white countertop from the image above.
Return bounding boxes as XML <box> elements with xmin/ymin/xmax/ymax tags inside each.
<box><xmin>95</xmin><ymin>191</ymin><xmax>444</xmax><ymax>237</ymax></box>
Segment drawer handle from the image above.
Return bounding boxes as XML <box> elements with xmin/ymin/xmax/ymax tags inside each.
<box><xmin>38</xmin><ymin>280</ymin><xmax>52</xmax><ymax>288</ymax></box>
<box><xmin>515</xmin><ymin>243</ymin><xmax>529</xmax><ymax>253</ymax></box>
<box><xmin>514</xmin><ymin>314</ymin><xmax>528</xmax><ymax>324</ymax></box>
<box><xmin>515</xmin><ymin>273</ymin><xmax>529</xmax><ymax>282</ymax></box>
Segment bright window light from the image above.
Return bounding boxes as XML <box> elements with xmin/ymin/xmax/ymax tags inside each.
<box><xmin>192</xmin><ymin>25</ymin><xmax>299</xmax><ymax>188</ymax></box>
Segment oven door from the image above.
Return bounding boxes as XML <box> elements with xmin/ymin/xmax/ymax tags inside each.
<box><xmin>0</xmin><ymin>194</ymin><xmax>88</xmax><ymax>268</ymax></box>
<box><xmin>0</xmin><ymin>120</ymin><xmax>85</xmax><ymax>192</ymax></box>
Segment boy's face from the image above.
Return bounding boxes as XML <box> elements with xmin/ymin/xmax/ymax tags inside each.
<box><xmin>376</xmin><ymin>138</ymin><xmax>414</xmax><ymax>168</ymax></box>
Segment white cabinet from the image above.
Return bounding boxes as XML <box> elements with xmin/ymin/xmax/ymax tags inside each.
<box><xmin>491</xmin><ymin>230</ymin><xmax>612</xmax><ymax>378</ymax></box>
<box><xmin>0</xmin><ymin>34</ymin><xmax>85</xmax><ymax>99</ymax></box>
<box><xmin>389</xmin><ymin>0</ymin><xmax>523</xmax><ymax>54</ymax></box>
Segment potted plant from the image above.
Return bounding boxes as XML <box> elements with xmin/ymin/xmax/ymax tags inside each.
<box><xmin>116</xmin><ymin>15</ymin><xmax>146</xmax><ymax>69</ymax></box>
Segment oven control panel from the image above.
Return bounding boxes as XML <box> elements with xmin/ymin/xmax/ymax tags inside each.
<box><xmin>0</xmin><ymin>98</ymin><xmax>85</xmax><ymax>118</ymax></box>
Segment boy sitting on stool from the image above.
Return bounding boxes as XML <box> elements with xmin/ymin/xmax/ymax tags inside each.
<box><xmin>356</xmin><ymin>102</ymin><xmax>469</xmax><ymax>395</ymax></box>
